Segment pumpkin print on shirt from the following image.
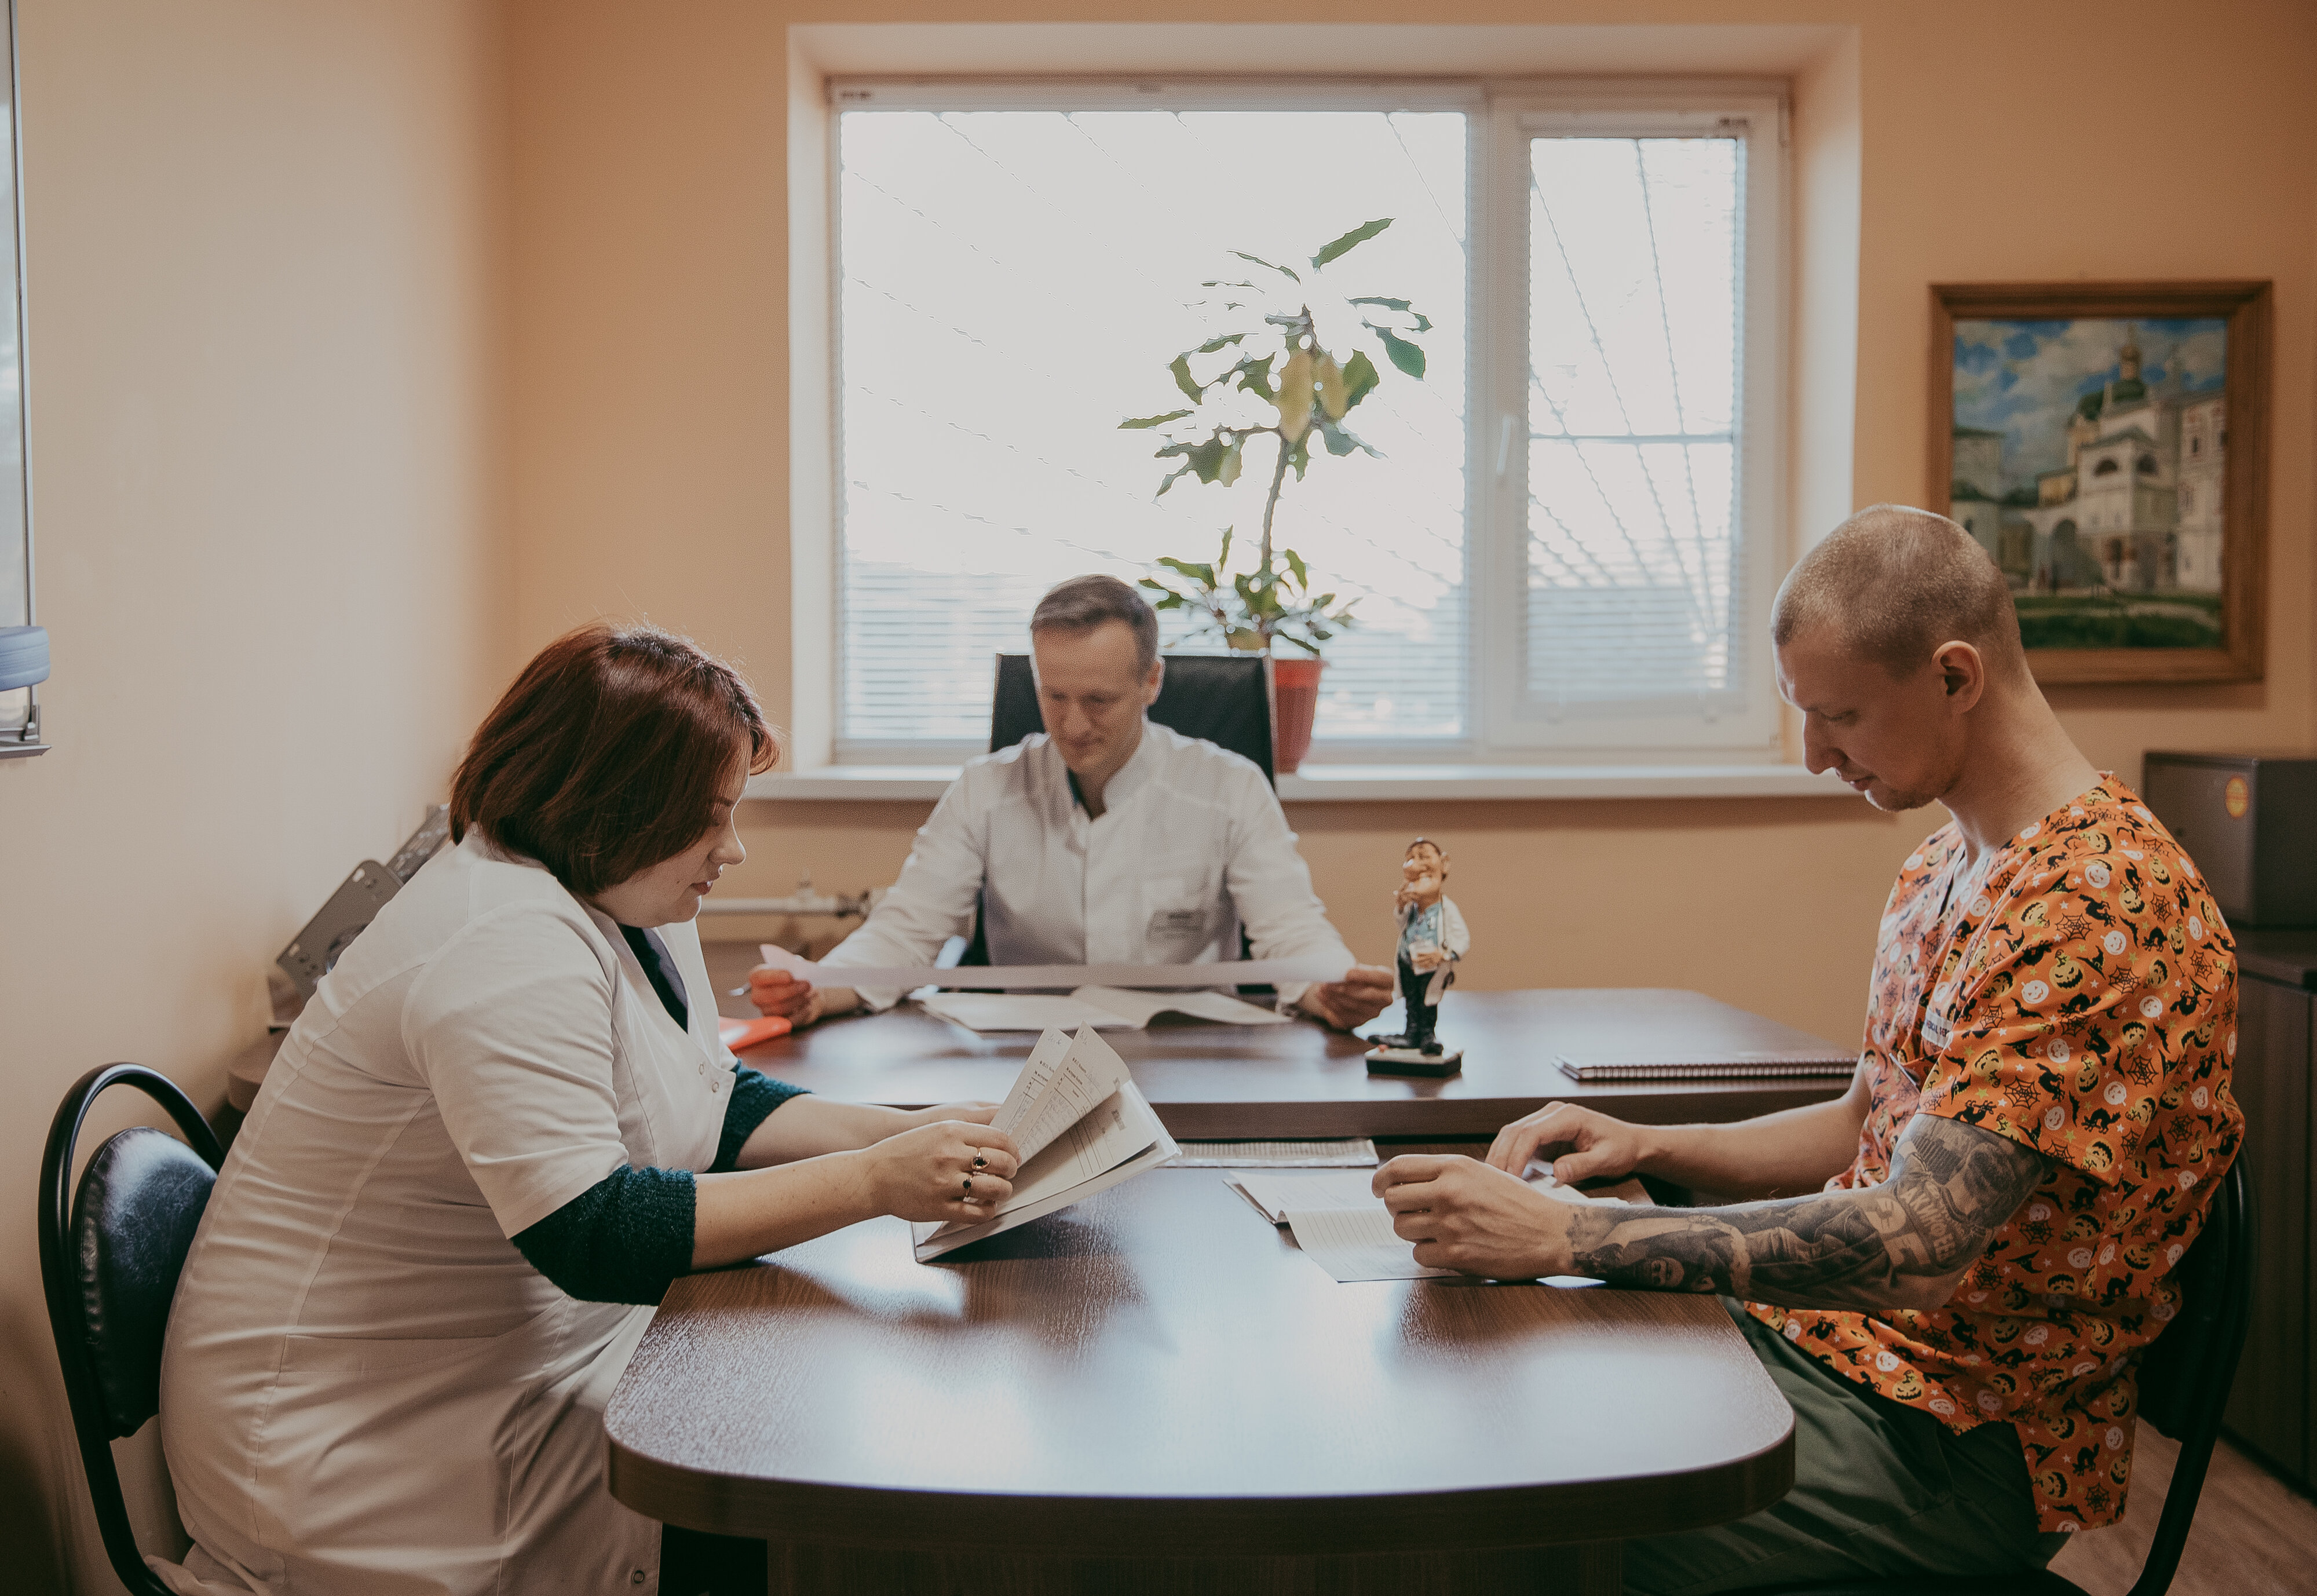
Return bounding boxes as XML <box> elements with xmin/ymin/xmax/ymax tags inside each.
<box><xmin>1748</xmin><ymin>778</ymin><xmax>2242</xmax><ymax>1534</ymax></box>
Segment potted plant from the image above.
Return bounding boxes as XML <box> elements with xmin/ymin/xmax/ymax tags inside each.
<box><xmin>1123</xmin><ymin>218</ymin><xmax>1430</xmax><ymax>774</ymax></box>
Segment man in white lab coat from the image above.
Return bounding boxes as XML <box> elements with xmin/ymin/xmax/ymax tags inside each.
<box><xmin>749</xmin><ymin>575</ymin><xmax>1394</xmax><ymax>1029</ymax></box>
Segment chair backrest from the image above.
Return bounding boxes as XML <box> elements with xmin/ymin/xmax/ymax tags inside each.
<box><xmin>2122</xmin><ymin>1155</ymin><xmax>2253</xmax><ymax>1596</ymax></box>
<box><xmin>989</xmin><ymin>652</ymin><xmax>1275</xmax><ymax>786</ymax></box>
<box><xmin>39</xmin><ymin>1064</ymin><xmax>225</xmax><ymax>1596</ymax></box>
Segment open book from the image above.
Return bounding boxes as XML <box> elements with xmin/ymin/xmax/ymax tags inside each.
<box><xmin>911</xmin><ymin>1025</ymin><xmax>1180</xmax><ymax>1262</ymax></box>
<box><xmin>917</xmin><ymin>987</ymin><xmax>1288</xmax><ymax>1033</ymax></box>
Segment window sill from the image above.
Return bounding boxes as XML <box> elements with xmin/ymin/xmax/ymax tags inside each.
<box><xmin>746</xmin><ymin>763</ymin><xmax>1853</xmax><ymax>803</ymax></box>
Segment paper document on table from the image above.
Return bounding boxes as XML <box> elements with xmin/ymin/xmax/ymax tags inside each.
<box><xmin>760</xmin><ymin>944</ymin><xmax>1343</xmax><ymax>992</ymax></box>
<box><xmin>1284</xmin><ymin>1206</ymin><xmax>1457</xmax><ymax>1283</ymax></box>
<box><xmin>916</xmin><ymin>985</ymin><xmax>1289</xmax><ymax>1034</ymax></box>
<box><xmin>1167</xmin><ymin>1138</ymin><xmax>1379</xmax><ymax>1168</ymax></box>
<box><xmin>912</xmin><ymin>1027</ymin><xmax>1178</xmax><ymax>1262</ymax></box>
<box><xmin>1225</xmin><ymin>1169</ymin><xmax>1383</xmax><ymax>1225</ymax></box>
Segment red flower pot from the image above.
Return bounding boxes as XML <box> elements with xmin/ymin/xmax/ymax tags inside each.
<box><xmin>1270</xmin><ymin>655</ymin><xmax>1324</xmax><ymax>776</ymax></box>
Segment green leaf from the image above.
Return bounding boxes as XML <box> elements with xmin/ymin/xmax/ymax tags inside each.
<box><xmin>1340</xmin><ymin>349</ymin><xmax>1380</xmax><ymax>412</ymax></box>
<box><xmin>1170</xmin><ymin>354</ymin><xmax>1204</xmax><ymax>403</ymax></box>
<box><xmin>1216</xmin><ymin>527</ymin><xmax>1234</xmax><ymax>569</ymax></box>
<box><xmin>1225</xmin><ymin>626</ymin><xmax>1266</xmax><ymax>651</ymax></box>
<box><xmin>1376</xmin><ymin>328</ymin><xmax>1426</xmax><ymax>378</ymax></box>
<box><xmin>1155</xmin><ymin>556</ymin><xmax>1214</xmax><ymax>582</ymax></box>
<box><xmin>1189</xmin><ymin>438</ymin><xmax>1229</xmax><ymax>483</ymax></box>
<box><xmin>1409</xmin><ymin>312</ymin><xmax>1433</xmax><ymax>334</ymax></box>
<box><xmin>1347</xmin><ymin>296</ymin><xmax>1412</xmax><ymax>313</ymax></box>
<box><xmin>1288</xmin><ymin>431</ymin><xmax>1311</xmax><ymax>480</ymax></box>
<box><xmin>1277</xmin><ymin>633</ymin><xmax>1322</xmax><ymax>656</ymax></box>
<box><xmin>1200</xmin><ymin>278</ymin><xmax>1259</xmax><ymax>289</ymax></box>
<box><xmin>1121</xmin><ymin>409</ymin><xmax>1194</xmax><ymax>430</ymax></box>
<box><xmin>1196</xmin><ymin>334</ymin><xmax>1245</xmax><ymax>355</ymax></box>
<box><xmin>1283</xmin><ymin>548</ymin><xmax>1308</xmax><ymax>589</ymax></box>
<box><xmin>1311</xmin><ymin>218</ymin><xmax>1393</xmax><ymax>268</ymax></box>
<box><xmin>1229</xmin><ymin>250</ymin><xmax>1300</xmax><ymax>282</ymax></box>
<box><xmin>1155</xmin><ymin>465</ymin><xmax>1193</xmax><ymax>497</ymax></box>
<box><xmin>1321</xmin><ymin>422</ymin><xmax>1357</xmax><ymax>457</ymax></box>
<box><xmin>1233</xmin><ymin>355</ymin><xmax>1276</xmax><ymax>402</ymax></box>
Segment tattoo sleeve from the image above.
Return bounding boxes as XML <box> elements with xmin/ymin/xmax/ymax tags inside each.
<box><xmin>1562</xmin><ymin>1116</ymin><xmax>2049</xmax><ymax>1313</ymax></box>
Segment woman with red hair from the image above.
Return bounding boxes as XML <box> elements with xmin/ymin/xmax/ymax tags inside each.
<box><xmin>155</xmin><ymin>624</ymin><xmax>1017</xmax><ymax>1595</ymax></box>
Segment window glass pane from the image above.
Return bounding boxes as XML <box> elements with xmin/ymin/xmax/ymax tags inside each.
<box><xmin>837</xmin><ymin>108</ymin><xmax>1468</xmax><ymax>747</ymax></box>
<box><xmin>1524</xmin><ymin>136</ymin><xmax>1742</xmax><ymax>715</ymax></box>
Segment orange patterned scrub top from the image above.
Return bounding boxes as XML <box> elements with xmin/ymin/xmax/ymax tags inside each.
<box><xmin>1747</xmin><ymin>777</ymin><xmax>2242</xmax><ymax>1533</ymax></box>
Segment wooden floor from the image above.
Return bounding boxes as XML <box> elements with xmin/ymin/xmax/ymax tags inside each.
<box><xmin>2049</xmin><ymin>1433</ymin><xmax>2317</xmax><ymax>1595</ymax></box>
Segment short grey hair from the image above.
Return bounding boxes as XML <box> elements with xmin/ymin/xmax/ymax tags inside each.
<box><xmin>1773</xmin><ymin>505</ymin><xmax>2026</xmax><ymax>680</ymax></box>
<box><xmin>1029</xmin><ymin>574</ymin><xmax>1159</xmax><ymax>674</ymax></box>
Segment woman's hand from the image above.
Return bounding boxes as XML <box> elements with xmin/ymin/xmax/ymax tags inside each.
<box><xmin>900</xmin><ymin>1101</ymin><xmax>1002</xmax><ymax>1131</ymax></box>
<box><xmin>748</xmin><ymin>966</ymin><xmax>860</xmax><ymax>1027</ymax></box>
<box><xmin>1484</xmin><ymin>1102</ymin><xmax>1655</xmax><ymax>1184</ymax></box>
<box><xmin>857</xmin><ymin>1120</ymin><xmax>1021</xmax><ymax>1224</ymax></box>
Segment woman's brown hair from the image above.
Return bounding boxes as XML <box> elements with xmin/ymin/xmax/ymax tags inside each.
<box><xmin>450</xmin><ymin>623</ymin><xmax>776</xmax><ymax>897</ymax></box>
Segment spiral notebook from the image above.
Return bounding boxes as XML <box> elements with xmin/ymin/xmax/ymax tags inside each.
<box><xmin>1554</xmin><ymin>1049</ymin><xmax>1856</xmax><ymax>1083</ymax></box>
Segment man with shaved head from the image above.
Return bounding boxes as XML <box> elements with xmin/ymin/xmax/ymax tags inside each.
<box><xmin>1375</xmin><ymin>506</ymin><xmax>2242</xmax><ymax>1588</ymax></box>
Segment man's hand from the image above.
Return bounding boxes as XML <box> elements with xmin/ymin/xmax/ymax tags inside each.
<box><xmin>1486</xmin><ymin>1102</ymin><xmax>1657</xmax><ymax>1185</ymax></box>
<box><xmin>747</xmin><ymin>966</ymin><xmax>860</xmax><ymax>1028</ymax></box>
<box><xmin>1373</xmin><ymin>1155</ymin><xmax>1572</xmax><ymax>1279</ymax></box>
<box><xmin>1296</xmin><ymin>965</ymin><xmax>1394</xmax><ymax>1029</ymax></box>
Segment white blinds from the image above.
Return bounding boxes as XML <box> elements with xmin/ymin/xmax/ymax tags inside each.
<box><xmin>835</xmin><ymin>105</ymin><xmax>1469</xmax><ymax>751</ymax></box>
<box><xmin>1522</xmin><ymin>136</ymin><xmax>1746</xmax><ymax>721</ymax></box>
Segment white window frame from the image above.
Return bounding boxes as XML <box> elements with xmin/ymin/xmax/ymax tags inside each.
<box><xmin>816</xmin><ymin>76</ymin><xmax>1788</xmax><ymax>770</ymax></box>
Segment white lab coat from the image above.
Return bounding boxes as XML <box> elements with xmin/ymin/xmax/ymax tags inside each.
<box><xmin>821</xmin><ymin>722</ymin><xmax>1357</xmax><ymax>1007</ymax></box>
<box><xmin>155</xmin><ymin>831</ymin><xmax>733</xmax><ymax>1596</ymax></box>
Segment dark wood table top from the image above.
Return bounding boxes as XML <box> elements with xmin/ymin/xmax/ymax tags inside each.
<box><xmin>705</xmin><ymin>943</ymin><xmax>1853</xmax><ymax>1139</ymax></box>
<box><xmin>605</xmin><ymin>1168</ymin><xmax>1795</xmax><ymax>1555</ymax></box>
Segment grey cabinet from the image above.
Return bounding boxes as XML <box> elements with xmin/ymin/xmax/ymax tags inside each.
<box><xmin>2222</xmin><ymin>941</ymin><xmax>2317</xmax><ymax>1489</ymax></box>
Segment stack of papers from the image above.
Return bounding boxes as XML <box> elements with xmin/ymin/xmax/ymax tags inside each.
<box><xmin>916</xmin><ymin>987</ymin><xmax>1289</xmax><ymax>1033</ymax></box>
<box><xmin>1168</xmin><ymin>1138</ymin><xmax>1379</xmax><ymax>1168</ymax></box>
<box><xmin>911</xmin><ymin>1026</ymin><xmax>1179</xmax><ymax>1262</ymax></box>
<box><xmin>1228</xmin><ymin>1166</ymin><xmax>1628</xmax><ymax>1284</ymax></box>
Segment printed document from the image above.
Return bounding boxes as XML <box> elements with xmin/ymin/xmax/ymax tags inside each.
<box><xmin>916</xmin><ymin>986</ymin><xmax>1289</xmax><ymax>1033</ymax></box>
<box><xmin>911</xmin><ymin>1026</ymin><xmax>1179</xmax><ymax>1262</ymax></box>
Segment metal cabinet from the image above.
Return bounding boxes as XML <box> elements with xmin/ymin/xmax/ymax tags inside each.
<box><xmin>2222</xmin><ymin>970</ymin><xmax>2314</xmax><ymax>1488</ymax></box>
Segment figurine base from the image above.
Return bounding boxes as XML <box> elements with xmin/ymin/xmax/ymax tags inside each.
<box><xmin>1365</xmin><ymin>1044</ymin><xmax>1464</xmax><ymax>1078</ymax></box>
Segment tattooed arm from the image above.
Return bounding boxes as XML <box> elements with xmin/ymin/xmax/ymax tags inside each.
<box><xmin>1375</xmin><ymin>1113</ymin><xmax>2049</xmax><ymax>1313</ymax></box>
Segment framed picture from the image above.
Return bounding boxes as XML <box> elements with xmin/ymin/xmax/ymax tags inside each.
<box><xmin>1928</xmin><ymin>280</ymin><xmax>2270</xmax><ymax>685</ymax></box>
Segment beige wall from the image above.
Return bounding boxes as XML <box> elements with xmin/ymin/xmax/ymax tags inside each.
<box><xmin>0</xmin><ymin>3</ymin><xmax>507</xmax><ymax>1588</ymax></box>
<box><xmin>507</xmin><ymin>0</ymin><xmax>2317</xmax><ymax>1049</ymax></box>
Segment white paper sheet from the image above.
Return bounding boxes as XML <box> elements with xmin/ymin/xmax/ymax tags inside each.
<box><xmin>1167</xmin><ymin>1139</ymin><xmax>1379</xmax><ymax>1168</ymax></box>
<box><xmin>1226</xmin><ymin>1169</ymin><xmax>1384</xmax><ymax>1224</ymax></box>
<box><xmin>989</xmin><ymin>1025</ymin><xmax>1130</xmax><ymax>1166</ymax></box>
<box><xmin>759</xmin><ymin>943</ymin><xmax>1346</xmax><ymax>992</ymax></box>
<box><xmin>916</xmin><ymin>985</ymin><xmax>1292</xmax><ymax>1033</ymax></box>
<box><xmin>917</xmin><ymin>994</ymin><xmax>1140</xmax><ymax>1033</ymax></box>
<box><xmin>1284</xmin><ymin>1206</ymin><xmax>1458</xmax><ymax>1283</ymax></box>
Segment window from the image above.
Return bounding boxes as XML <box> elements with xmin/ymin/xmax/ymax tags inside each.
<box><xmin>826</xmin><ymin>81</ymin><xmax>1784</xmax><ymax>761</ymax></box>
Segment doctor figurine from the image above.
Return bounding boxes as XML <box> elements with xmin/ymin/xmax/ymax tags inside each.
<box><xmin>1367</xmin><ymin>837</ymin><xmax>1468</xmax><ymax>1076</ymax></box>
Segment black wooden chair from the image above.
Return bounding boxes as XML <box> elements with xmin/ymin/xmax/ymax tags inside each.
<box><xmin>1752</xmin><ymin>1155</ymin><xmax>2254</xmax><ymax>1596</ymax></box>
<box><xmin>39</xmin><ymin>1064</ymin><xmax>225</xmax><ymax>1596</ymax></box>
<box><xmin>964</xmin><ymin>651</ymin><xmax>1277</xmax><ymax>969</ymax></box>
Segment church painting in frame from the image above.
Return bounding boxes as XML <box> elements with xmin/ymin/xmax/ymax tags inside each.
<box><xmin>1928</xmin><ymin>282</ymin><xmax>2270</xmax><ymax>685</ymax></box>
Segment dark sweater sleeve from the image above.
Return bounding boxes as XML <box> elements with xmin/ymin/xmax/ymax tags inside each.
<box><xmin>713</xmin><ymin>1065</ymin><xmax>811</xmax><ymax>1173</ymax></box>
<box><xmin>510</xmin><ymin>1069</ymin><xmax>810</xmax><ymax>1303</ymax></box>
<box><xmin>511</xmin><ymin>1166</ymin><xmax>696</xmax><ymax>1306</ymax></box>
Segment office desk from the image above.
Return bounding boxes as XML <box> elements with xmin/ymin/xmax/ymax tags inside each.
<box><xmin>606</xmin><ymin>1169</ymin><xmax>1795</xmax><ymax>1595</ymax></box>
<box><xmin>704</xmin><ymin>942</ymin><xmax>1853</xmax><ymax>1140</ymax></box>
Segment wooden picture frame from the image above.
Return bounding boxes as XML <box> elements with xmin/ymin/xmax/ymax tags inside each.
<box><xmin>1928</xmin><ymin>280</ymin><xmax>2270</xmax><ymax>685</ymax></box>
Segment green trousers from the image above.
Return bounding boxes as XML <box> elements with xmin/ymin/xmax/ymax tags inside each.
<box><xmin>1621</xmin><ymin>1303</ymin><xmax>2073</xmax><ymax>1595</ymax></box>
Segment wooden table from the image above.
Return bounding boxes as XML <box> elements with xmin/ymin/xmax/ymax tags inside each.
<box><xmin>704</xmin><ymin>941</ymin><xmax>1853</xmax><ymax>1140</ymax></box>
<box><xmin>606</xmin><ymin>1169</ymin><xmax>1795</xmax><ymax>1595</ymax></box>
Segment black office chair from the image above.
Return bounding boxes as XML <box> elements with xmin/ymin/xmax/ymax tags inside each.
<box><xmin>39</xmin><ymin>1064</ymin><xmax>226</xmax><ymax>1596</ymax></box>
<box><xmin>1749</xmin><ymin>1155</ymin><xmax>2254</xmax><ymax>1596</ymax></box>
<box><xmin>989</xmin><ymin>651</ymin><xmax>1275</xmax><ymax>784</ymax></box>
